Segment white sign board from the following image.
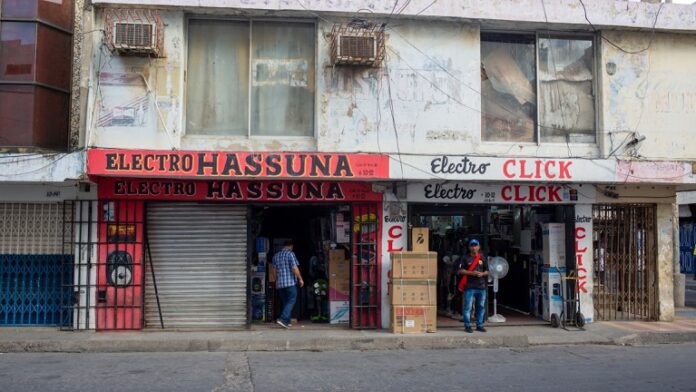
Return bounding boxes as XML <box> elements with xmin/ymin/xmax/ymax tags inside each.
<box><xmin>390</xmin><ymin>155</ymin><xmax>696</xmax><ymax>184</ymax></box>
<box><xmin>407</xmin><ymin>182</ymin><xmax>596</xmax><ymax>204</ymax></box>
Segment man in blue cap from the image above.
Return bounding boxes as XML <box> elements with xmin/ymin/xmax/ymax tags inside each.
<box><xmin>457</xmin><ymin>239</ymin><xmax>489</xmax><ymax>333</ymax></box>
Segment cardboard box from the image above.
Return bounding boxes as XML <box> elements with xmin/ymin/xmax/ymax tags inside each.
<box><xmin>411</xmin><ymin>227</ymin><xmax>429</xmax><ymax>252</ymax></box>
<box><xmin>268</xmin><ymin>264</ymin><xmax>277</xmax><ymax>283</ymax></box>
<box><xmin>390</xmin><ymin>279</ymin><xmax>437</xmax><ymax>306</ymax></box>
<box><xmin>391</xmin><ymin>252</ymin><xmax>437</xmax><ymax>279</ymax></box>
<box><xmin>330</xmin><ymin>301</ymin><xmax>350</xmax><ymax>324</ymax></box>
<box><xmin>329</xmin><ymin>278</ymin><xmax>350</xmax><ymax>301</ymax></box>
<box><xmin>391</xmin><ymin>306</ymin><xmax>437</xmax><ymax>334</ymax></box>
<box><xmin>329</xmin><ymin>251</ymin><xmax>350</xmax><ymax>280</ymax></box>
<box><xmin>329</xmin><ymin>249</ymin><xmax>345</xmax><ymax>263</ymax></box>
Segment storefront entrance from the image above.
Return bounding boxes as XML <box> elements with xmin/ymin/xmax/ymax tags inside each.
<box><xmin>410</xmin><ymin>204</ymin><xmax>577</xmax><ymax>327</ymax></box>
<box><xmin>250</xmin><ymin>205</ymin><xmax>349</xmax><ymax>327</ymax></box>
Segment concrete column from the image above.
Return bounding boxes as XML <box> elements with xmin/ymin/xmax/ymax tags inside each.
<box><xmin>657</xmin><ymin>203</ymin><xmax>675</xmax><ymax>321</ymax></box>
<box><xmin>674</xmin><ymin>202</ymin><xmax>686</xmax><ymax>308</ymax></box>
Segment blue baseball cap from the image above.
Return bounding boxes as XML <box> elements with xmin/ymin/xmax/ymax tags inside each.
<box><xmin>469</xmin><ymin>239</ymin><xmax>480</xmax><ymax>246</ymax></box>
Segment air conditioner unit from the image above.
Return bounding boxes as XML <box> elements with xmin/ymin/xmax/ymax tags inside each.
<box><xmin>335</xmin><ymin>34</ymin><xmax>378</xmax><ymax>66</ymax></box>
<box><xmin>330</xmin><ymin>22</ymin><xmax>385</xmax><ymax>67</ymax></box>
<box><xmin>104</xmin><ymin>8</ymin><xmax>164</xmax><ymax>57</ymax></box>
<box><xmin>112</xmin><ymin>22</ymin><xmax>159</xmax><ymax>56</ymax></box>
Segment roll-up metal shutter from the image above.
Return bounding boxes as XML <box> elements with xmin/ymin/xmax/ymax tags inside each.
<box><xmin>145</xmin><ymin>203</ymin><xmax>247</xmax><ymax>329</ymax></box>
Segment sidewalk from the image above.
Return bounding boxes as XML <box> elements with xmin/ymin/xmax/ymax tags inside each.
<box><xmin>2</xmin><ymin>318</ymin><xmax>696</xmax><ymax>353</ymax></box>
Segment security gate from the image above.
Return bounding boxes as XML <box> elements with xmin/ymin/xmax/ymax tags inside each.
<box><xmin>145</xmin><ymin>203</ymin><xmax>248</xmax><ymax>329</ymax></box>
<box><xmin>593</xmin><ymin>204</ymin><xmax>658</xmax><ymax>321</ymax></box>
<box><xmin>351</xmin><ymin>203</ymin><xmax>380</xmax><ymax>329</ymax></box>
<box><xmin>0</xmin><ymin>203</ymin><xmax>73</xmax><ymax>326</ymax></box>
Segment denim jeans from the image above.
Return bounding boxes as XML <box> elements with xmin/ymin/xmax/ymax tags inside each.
<box><xmin>278</xmin><ymin>285</ymin><xmax>297</xmax><ymax>325</ymax></box>
<box><xmin>462</xmin><ymin>288</ymin><xmax>487</xmax><ymax>328</ymax></box>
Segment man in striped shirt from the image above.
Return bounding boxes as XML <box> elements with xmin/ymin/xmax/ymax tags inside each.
<box><xmin>272</xmin><ymin>240</ymin><xmax>304</xmax><ymax>329</ymax></box>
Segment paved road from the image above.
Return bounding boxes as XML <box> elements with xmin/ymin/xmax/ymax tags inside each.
<box><xmin>2</xmin><ymin>344</ymin><xmax>695</xmax><ymax>392</ymax></box>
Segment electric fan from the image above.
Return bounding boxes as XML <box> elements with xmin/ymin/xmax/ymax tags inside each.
<box><xmin>488</xmin><ymin>256</ymin><xmax>509</xmax><ymax>323</ymax></box>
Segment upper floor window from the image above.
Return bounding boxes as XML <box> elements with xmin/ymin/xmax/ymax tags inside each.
<box><xmin>481</xmin><ymin>33</ymin><xmax>595</xmax><ymax>144</ymax></box>
<box><xmin>186</xmin><ymin>20</ymin><xmax>315</xmax><ymax>137</ymax></box>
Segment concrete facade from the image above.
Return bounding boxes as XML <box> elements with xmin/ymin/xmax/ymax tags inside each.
<box><xmin>71</xmin><ymin>0</ymin><xmax>696</xmax><ymax>326</ymax></box>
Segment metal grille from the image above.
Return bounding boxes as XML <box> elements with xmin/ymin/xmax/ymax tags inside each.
<box><xmin>61</xmin><ymin>200</ymin><xmax>145</xmax><ymax>331</ymax></box>
<box><xmin>330</xmin><ymin>21</ymin><xmax>385</xmax><ymax>67</ymax></box>
<box><xmin>593</xmin><ymin>204</ymin><xmax>658</xmax><ymax>321</ymax></box>
<box><xmin>114</xmin><ymin>23</ymin><xmax>154</xmax><ymax>47</ymax></box>
<box><xmin>679</xmin><ymin>223</ymin><xmax>696</xmax><ymax>276</ymax></box>
<box><xmin>351</xmin><ymin>203</ymin><xmax>380</xmax><ymax>329</ymax></box>
<box><xmin>145</xmin><ymin>203</ymin><xmax>248</xmax><ymax>329</ymax></box>
<box><xmin>0</xmin><ymin>203</ymin><xmax>74</xmax><ymax>326</ymax></box>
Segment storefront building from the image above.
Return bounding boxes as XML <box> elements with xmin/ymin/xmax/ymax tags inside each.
<box><xmin>383</xmin><ymin>154</ymin><xmax>692</xmax><ymax>325</ymax></box>
<box><xmin>75</xmin><ymin>149</ymin><xmax>390</xmax><ymax>330</ymax></box>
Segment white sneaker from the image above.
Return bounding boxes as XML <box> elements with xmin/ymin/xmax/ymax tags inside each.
<box><xmin>276</xmin><ymin>320</ymin><xmax>289</xmax><ymax>329</ymax></box>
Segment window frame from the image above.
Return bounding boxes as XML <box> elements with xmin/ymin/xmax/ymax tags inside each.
<box><xmin>480</xmin><ymin>30</ymin><xmax>598</xmax><ymax>146</ymax></box>
<box><xmin>183</xmin><ymin>16</ymin><xmax>318</xmax><ymax>139</ymax></box>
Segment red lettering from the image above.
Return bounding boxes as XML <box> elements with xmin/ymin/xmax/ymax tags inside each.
<box><xmin>387</xmin><ymin>225</ymin><xmax>404</xmax><ymax>252</ymax></box>
<box><xmin>514</xmin><ymin>185</ymin><xmax>525</xmax><ymax>202</ymax></box>
<box><xmin>503</xmin><ymin>160</ymin><xmax>515</xmax><ymax>178</ymax></box>
<box><xmin>519</xmin><ymin>160</ymin><xmax>533</xmax><ymax>179</ymax></box>
<box><xmin>548</xmin><ymin>186</ymin><xmax>561</xmax><ymax>202</ymax></box>
<box><xmin>388</xmin><ymin>226</ymin><xmax>403</xmax><ymax>239</ymax></box>
<box><xmin>535</xmin><ymin>186</ymin><xmax>546</xmax><ymax>202</ymax></box>
<box><xmin>544</xmin><ymin>161</ymin><xmax>556</xmax><ymax>179</ymax></box>
<box><xmin>576</xmin><ymin>227</ymin><xmax>587</xmax><ymax>240</ymax></box>
<box><xmin>576</xmin><ymin>254</ymin><xmax>584</xmax><ymax>266</ymax></box>
<box><xmin>559</xmin><ymin>161</ymin><xmax>573</xmax><ymax>179</ymax></box>
<box><xmin>528</xmin><ymin>186</ymin><xmax>537</xmax><ymax>202</ymax></box>
<box><xmin>387</xmin><ymin>239</ymin><xmax>403</xmax><ymax>252</ymax></box>
<box><xmin>534</xmin><ymin>160</ymin><xmax>543</xmax><ymax>179</ymax></box>
<box><xmin>577</xmin><ymin>267</ymin><xmax>588</xmax><ymax>293</ymax></box>
<box><xmin>501</xmin><ymin>186</ymin><xmax>512</xmax><ymax>201</ymax></box>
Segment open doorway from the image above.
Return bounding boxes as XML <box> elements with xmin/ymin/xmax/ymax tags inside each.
<box><xmin>410</xmin><ymin>204</ymin><xmax>576</xmax><ymax>328</ymax></box>
<box><xmin>249</xmin><ymin>205</ymin><xmax>352</xmax><ymax>328</ymax></box>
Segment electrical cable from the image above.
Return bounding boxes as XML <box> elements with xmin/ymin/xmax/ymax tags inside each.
<box><xmin>578</xmin><ymin>0</ymin><xmax>665</xmax><ymax>55</ymax></box>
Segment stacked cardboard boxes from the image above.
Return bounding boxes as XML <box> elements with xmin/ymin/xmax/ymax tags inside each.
<box><xmin>390</xmin><ymin>243</ymin><xmax>437</xmax><ymax>333</ymax></box>
<box><xmin>329</xmin><ymin>248</ymin><xmax>350</xmax><ymax>324</ymax></box>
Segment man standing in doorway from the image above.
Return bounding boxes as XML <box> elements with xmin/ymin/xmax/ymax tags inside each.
<box><xmin>273</xmin><ymin>240</ymin><xmax>304</xmax><ymax>329</ymax></box>
<box><xmin>458</xmin><ymin>239</ymin><xmax>489</xmax><ymax>333</ymax></box>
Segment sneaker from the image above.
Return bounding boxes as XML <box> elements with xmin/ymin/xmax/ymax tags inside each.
<box><xmin>465</xmin><ymin>326</ymin><xmax>473</xmax><ymax>333</ymax></box>
<box><xmin>276</xmin><ymin>320</ymin><xmax>289</xmax><ymax>329</ymax></box>
<box><xmin>476</xmin><ymin>326</ymin><xmax>487</xmax><ymax>333</ymax></box>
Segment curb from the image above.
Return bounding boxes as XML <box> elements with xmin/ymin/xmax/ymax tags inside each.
<box><xmin>1</xmin><ymin>332</ymin><xmax>695</xmax><ymax>353</ymax></box>
<box><xmin>0</xmin><ymin>335</ymin><xmax>529</xmax><ymax>353</ymax></box>
<box><xmin>613</xmin><ymin>331</ymin><xmax>696</xmax><ymax>346</ymax></box>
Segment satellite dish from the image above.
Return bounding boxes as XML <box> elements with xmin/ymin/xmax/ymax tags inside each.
<box><xmin>488</xmin><ymin>256</ymin><xmax>509</xmax><ymax>323</ymax></box>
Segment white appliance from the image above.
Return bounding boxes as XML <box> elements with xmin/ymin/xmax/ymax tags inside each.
<box><xmin>488</xmin><ymin>256</ymin><xmax>509</xmax><ymax>323</ymax></box>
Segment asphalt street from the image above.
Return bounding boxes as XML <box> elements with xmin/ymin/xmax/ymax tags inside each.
<box><xmin>2</xmin><ymin>344</ymin><xmax>695</xmax><ymax>392</ymax></box>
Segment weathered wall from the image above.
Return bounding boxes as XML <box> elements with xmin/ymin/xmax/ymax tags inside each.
<box><xmin>657</xmin><ymin>202</ymin><xmax>675</xmax><ymax>321</ymax></box>
<box><xmin>317</xmin><ymin>20</ymin><xmax>481</xmax><ymax>154</ymax></box>
<box><xmin>601</xmin><ymin>31</ymin><xmax>696</xmax><ymax>161</ymax></box>
<box><xmin>85</xmin><ymin>7</ymin><xmax>696</xmax><ymax>162</ymax></box>
<box><xmin>91</xmin><ymin>0</ymin><xmax>696</xmax><ymax>33</ymax></box>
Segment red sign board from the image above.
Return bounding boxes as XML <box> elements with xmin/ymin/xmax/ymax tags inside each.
<box><xmin>97</xmin><ymin>178</ymin><xmax>383</xmax><ymax>202</ymax></box>
<box><xmin>88</xmin><ymin>149</ymin><xmax>389</xmax><ymax>180</ymax></box>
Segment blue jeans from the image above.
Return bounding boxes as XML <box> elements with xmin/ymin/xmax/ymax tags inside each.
<box><xmin>462</xmin><ymin>288</ymin><xmax>487</xmax><ymax>328</ymax></box>
<box><xmin>278</xmin><ymin>285</ymin><xmax>297</xmax><ymax>325</ymax></box>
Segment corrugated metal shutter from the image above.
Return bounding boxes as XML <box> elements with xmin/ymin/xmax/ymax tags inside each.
<box><xmin>145</xmin><ymin>203</ymin><xmax>248</xmax><ymax>329</ymax></box>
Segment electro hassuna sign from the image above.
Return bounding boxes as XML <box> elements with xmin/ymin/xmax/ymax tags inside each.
<box><xmin>97</xmin><ymin>178</ymin><xmax>382</xmax><ymax>202</ymax></box>
<box><xmin>88</xmin><ymin>149</ymin><xmax>390</xmax><ymax>179</ymax></box>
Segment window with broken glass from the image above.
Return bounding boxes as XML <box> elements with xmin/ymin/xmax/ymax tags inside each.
<box><xmin>186</xmin><ymin>20</ymin><xmax>315</xmax><ymax>137</ymax></box>
<box><xmin>481</xmin><ymin>33</ymin><xmax>595</xmax><ymax>144</ymax></box>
